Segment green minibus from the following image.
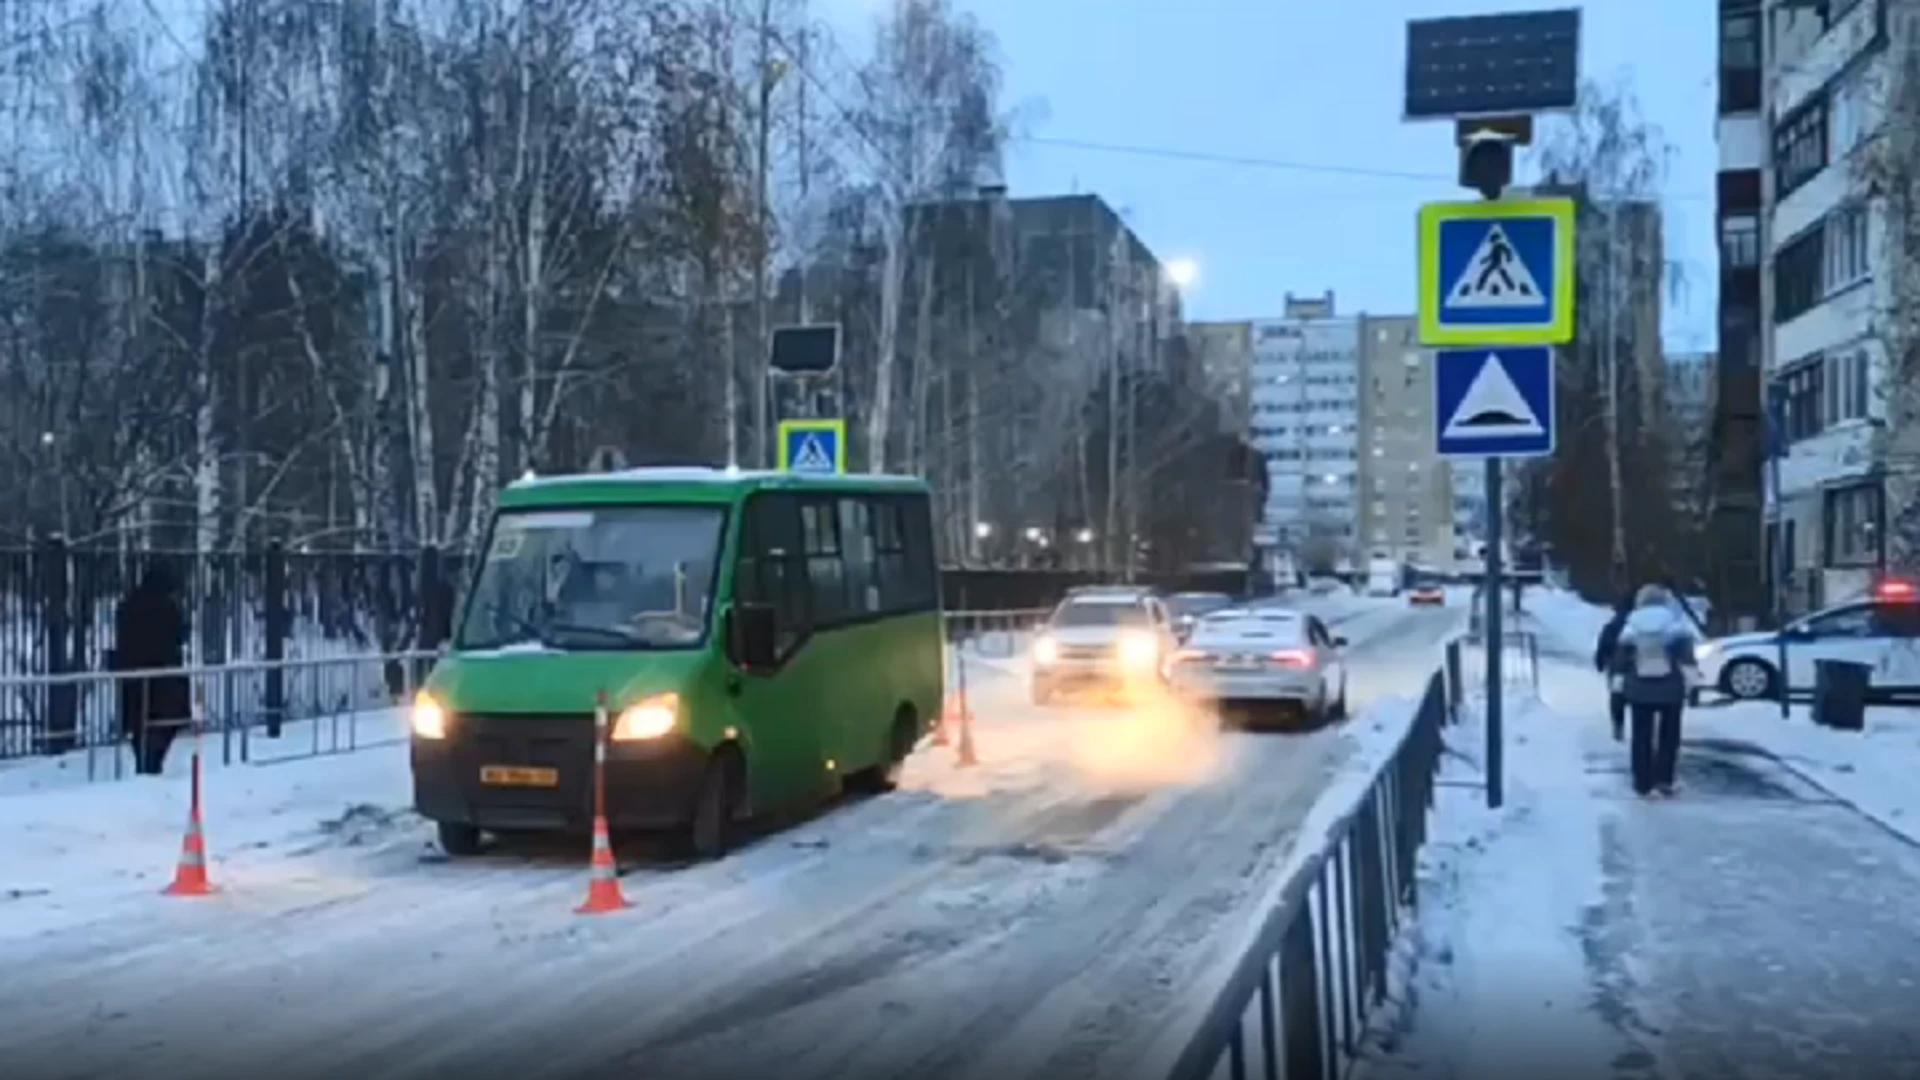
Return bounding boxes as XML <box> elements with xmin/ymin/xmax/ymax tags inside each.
<box><xmin>410</xmin><ymin>467</ymin><xmax>945</xmax><ymax>859</ymax></box>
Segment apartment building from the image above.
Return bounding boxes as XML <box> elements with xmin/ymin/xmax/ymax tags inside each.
<box><xmin>1188</xmin><ymin>320</ymin><xmax>1255</xmax><ymax>436</ymax></box>
<box><xmin>1249</xmin><ymin>293</ymin><xmax>1360</xmax><ymax>565</ymax></box>
<box><xmin>1356</xmin><ymin>315</ymin><xmax>1454</xmax><ymax>568</ymax></box>
<box><xmin>1668</xmin><ymin>351</ymin><xmax>1718</xmax><ymax>516</ymax></box>
<box><xmin>1761</xmin><ymin>0</ymin><xmax>1890</xmax><ymax>612</ymax></box>
<box><xmin>1711</xmin><ymin>0</ymin><xmax>1768</xmax><ymax>627</ymax></box>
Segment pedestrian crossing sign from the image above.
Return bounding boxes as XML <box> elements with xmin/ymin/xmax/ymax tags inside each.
<box><xmin>777</xmin><ymin>418</ymin><xmax>846</xmax><ymax>475</ymax></box>
<box><xmin>1417</xmin><ymin>197</ymin><xmax>1575</xmax><ymax>347</ymax></box>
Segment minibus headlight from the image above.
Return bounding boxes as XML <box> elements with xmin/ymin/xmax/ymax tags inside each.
<box><xmin>613</xmin><ymin>693</ymin><xmax>679</xmax><ymax>741</ymax></box>
<box><xmin>411</xmin><ymin>691</ymin><xmax>449</xmax><ymax>740</ymax></box>
<box><xmin>1033</xmin><ymin>636</ymin><xmax>1059</xmax><ymax>665</ymax></box>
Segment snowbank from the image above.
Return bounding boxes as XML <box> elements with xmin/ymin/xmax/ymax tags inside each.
<box><xmin>1353</xmin><ymin>681</ymin><xmax>1632</xmax><ymax>1080</ymax></box>
<box><xmin>1524</xmin><ymin>587</ymin><xmax>1613</xmax><ymax>657</ymax></box>
<box><xmin>1689</xmin><ymin>701</ymin><xmax>1920</xmax><ymax>848</ymax></box>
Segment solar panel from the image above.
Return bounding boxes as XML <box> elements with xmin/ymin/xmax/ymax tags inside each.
<box><xmin>1403</xmin><ymin>8</ymin><xmax>1580</xmax><ymax>121</ymax></box>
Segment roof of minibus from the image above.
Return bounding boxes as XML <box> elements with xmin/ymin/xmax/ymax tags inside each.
<box><xmin>496</xmin><ymin>467</ymin><xmax>931</xmax><ymax>508</ymax></box>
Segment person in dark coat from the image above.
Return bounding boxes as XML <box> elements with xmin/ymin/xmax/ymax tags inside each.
<box><xmin>1612</xmin><ymin>583</ymin><xmax>1699</xmax><ymax>798</ymax></box>
<box><xmin>1593</xmin><ymin>593</ymin><xmax>1635</xmax><ymax>741</ymax></box>
<box><xmin>112</xmin><ymin>564</ymin><xmax>191</xmax><ymax>776</ymax></box>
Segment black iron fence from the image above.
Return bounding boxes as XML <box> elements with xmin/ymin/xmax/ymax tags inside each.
<box><xmin>3</xmin><ymin>609</ymin><xmax>1050</xmax><ymax>777</ymax></box>
<box><xmin>0</xmin><ymin>537</ymin><xmax>1253</xmax><ymax>758</ymax></box>
<box><xmin>1164</xmin><ymin>648</ymin><xmax>1456</xmax><ymax>1080</ymax></box>
<box><xmin>0</xmin><ymin>542</ymin><xmax>467</xmax><ymax>756</ymax></box>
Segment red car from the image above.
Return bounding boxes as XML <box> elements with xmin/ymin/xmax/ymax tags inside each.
<box><xmin>1408</xmin><ymin>582</ymin><xmax>1446</xmax><ymax>606</ymax></box>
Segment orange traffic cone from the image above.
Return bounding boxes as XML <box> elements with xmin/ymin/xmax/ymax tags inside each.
<box><xmin>574</xmin><ymin>815</ymin><xmax>630</xmax><ymax>915</ymax></box>
<box><xmin>930</xmin><ymin>701</ymin><xmax>952</xmax><ymax>746</ymax></box>
<box><xmin>163</xmin><ymin>750</ymin><xmax>216</xmax><ymax>896</ymax></box>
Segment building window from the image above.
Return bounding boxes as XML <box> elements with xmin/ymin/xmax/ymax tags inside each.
<box><xmin>1720</xmin><ymin>214</ymin><xmax>1759</xmax><ymax>268</ymax></box>
<box><xmin>1823</xmin><ymin>204</ymin><xmax>1870</xmax><ymax>295</ymax></box>
<box><xmin>1775</xmin><ymin>360</ymin><xmax>1825</xmax><ymax>443</ymax></box>
<box><xmin>1720</xmin><ymin>11</ymin><xmax>1762</xmax><ymax>111</ymax></box>
<box><xmin>1772</xmin><ymin>99</ymin><xmax>1828</xmax><ymax>198</ymax></box>
<box><xmin>1823</xmin><ymin>345</ymin><xmax>1871</xmax><ymax>425</ymax></box>
<box><xmin>1824</xmin><ymin>482</ymin><xmax>1882</xmax><ymax>567</ymax></box>
<box><xmin>1831</xmin><ymin>64</ymin><xmax>1874</xmax><ymax>156</ymax></box>
<box><xmin>1773</xmin><ymin>225</ymin><xmax>1825</xmax><ymax>323</ymax></box>
<box><xmin>1720</xmin><ymin>10</ymin><xmax>1759</xmax><ymax>69</ymax></box>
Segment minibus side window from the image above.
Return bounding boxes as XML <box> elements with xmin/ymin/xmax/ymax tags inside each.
<box><xmin>737</xmin><ymin>493</ymin><xmax>809</xmax><ymax>656</ymax></box>
<box><xmin>800</xmin><ymin>498</ymin><xmax>846</xmax><ymax>628</ymax></box>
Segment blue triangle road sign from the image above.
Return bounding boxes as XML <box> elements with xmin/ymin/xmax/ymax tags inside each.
<box><xmin>1433</xmin><ymin>347</ymin><xmax>1555</xmax><ymax>459</ymax></box>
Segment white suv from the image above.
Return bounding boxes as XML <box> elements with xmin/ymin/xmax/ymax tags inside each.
<box><xmin>1029</xmin><ymin>589</ymin><xmax>1179</xmax><ymax>704</ymax></box>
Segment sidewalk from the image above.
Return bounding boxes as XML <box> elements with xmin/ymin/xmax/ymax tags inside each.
<box><xmin>1355</xmin><ymin>645</ymin><xmax>1920</xmax><ymax>1080</ymax></box>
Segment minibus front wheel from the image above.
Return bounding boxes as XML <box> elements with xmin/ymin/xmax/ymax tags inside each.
<box><xmin>684</xmin><ymin>748</ymin><xmax>743</xmax><ymax>861</ymax></box>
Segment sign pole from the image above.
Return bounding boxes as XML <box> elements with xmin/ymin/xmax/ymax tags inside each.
<box><xmin>1406</xmin><ymin>8</ymin><xmax>1582</xmax><ymax>811</ymax></box>
<box><xmin>1483</xmin><ymin>455</ymin><xmax>1504</xmax><ymax>807</ymax></box>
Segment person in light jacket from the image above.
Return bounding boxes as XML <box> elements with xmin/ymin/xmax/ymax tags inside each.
<box><xmin>1612</xmin><ymin>583</ymin><xmax>1698</xmax><ymax>797</ymax></box>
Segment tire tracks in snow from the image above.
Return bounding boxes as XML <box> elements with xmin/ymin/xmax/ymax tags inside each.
<box><xmin>1</xmin><ymin>612</ymin><xmax>1457</xmax><ymax>1080</ymax></box>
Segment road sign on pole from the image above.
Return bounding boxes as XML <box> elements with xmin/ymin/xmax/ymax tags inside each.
<box><xmin>1434</xmin><ymin>347</ymin><xmax>1555</xmax><ymax>458</ymax></box>
<box><xmin>1418</xmin><ymin>198</ymin><xmax>1576</xmax><ymax>346</ymax></box>
<box><xmin>1406</xmin><ymin>5</ymin><xmax>1583</xmax><ymax>812</ymax></box>
<box><xmin>777</xmin><ymin>418</ymin><xmax>846</xmax><ymax>475</ymax></box>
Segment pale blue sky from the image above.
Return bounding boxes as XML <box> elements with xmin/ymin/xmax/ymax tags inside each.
<box><xmin>830</xmin><ymin>0</ymin><xmax>1717</xmax><ymax>350</ymax></box>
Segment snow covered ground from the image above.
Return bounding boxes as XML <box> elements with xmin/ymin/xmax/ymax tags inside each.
<box><xmin>0</xmin><ymin>604</ymin><xmax>1464</xmax><ymax>1080</ymax></box>
<box><xmin>1356</xmin><ymin>651</ymin><xmax>1920</xmax><ymax>1080</ymax></box>
<box><xmin>1520</xmin><ymin>586</ymin><xmax>1612</xmax><ymax>657</ymax></box>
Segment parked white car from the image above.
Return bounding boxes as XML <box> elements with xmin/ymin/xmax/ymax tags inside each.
<box><xmin>1696</xmin><ymin>582</ymin><xmax>1920</xmax><ymax>700</ymax></box>
<box><xmin>1166</xmin><ymin>608</ymin><xmax>1348</xmax><ymax>725</ymax></box>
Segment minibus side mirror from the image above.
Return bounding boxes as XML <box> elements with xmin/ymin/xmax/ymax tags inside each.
<box><xmin>730</xmin><ymin>603</ymin><xmax>779</xmax><ymax>668</ymax></box>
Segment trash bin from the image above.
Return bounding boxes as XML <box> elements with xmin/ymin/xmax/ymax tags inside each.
<box><xmin>1812</xmin><ymin>659</ymin><xmax>1870</xmax><ymax>731</ymax></box>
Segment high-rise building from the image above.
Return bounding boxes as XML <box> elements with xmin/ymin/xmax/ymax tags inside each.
<box><xmin>1249</xmin><ymin>293</ymin><xmax>1360</xmax><ymax>567</ymax></box>
<box><xmin>1188</xmin><ymin>320</ymin><xmax>1255</xmax><ymax>436</ymax></box>
<box><xmin>1356</xmin><ymin>315</ymin><xmax>1454</xmax><ymax>568</ymax></box>
<box><xmin>1709</xmin><ymin>0</ymin><xmax>1766</xmax><ymax>626</ymax></box>
<box><xmin>1758</xmin><ymin>0</ymin><xmax>1889</xmax><ymax>612</ymax></box>
<box><xmin>1668</xmin><ymin>350</ymin><xmax>1718</xmax><ymax>517</ymax></box>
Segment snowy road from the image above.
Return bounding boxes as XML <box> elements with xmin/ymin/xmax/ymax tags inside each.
<box><xmin>0</xmin><ymin>599</ymin><xmax>1459</xmax><ymax>1080</ymax></box>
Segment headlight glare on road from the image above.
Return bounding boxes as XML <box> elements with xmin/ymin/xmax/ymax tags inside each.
<box><xmin>411</xmin><ymin>691</ymin><xmax>448</xmax><ymax>740</ymax></box>
<box><xmin>1118</xmin><ymin>631</ymin><xmax>1159</xmax><ymax>669</ymax></box>
<box><xmin>1033</xmin><ymin>636</ymin><xmax>1059</xmax><ymax>665</ymax></box>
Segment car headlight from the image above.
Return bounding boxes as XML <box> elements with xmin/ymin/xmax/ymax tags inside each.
<box><xmin>411</xmin><ymin>690</ymin><xmax>448</xmax><ymax>740</ymax></box>
<box><xmin>1033</xmin><ymin>636</ymin><xmax>1059</xmax><ymax>665</ymax></box>
<box><xmin>1118</xmin><ymin>631</ymin><xmax>1159</xmax><ymax>668</ymax></box>
<box><xmin>1693</xmin><ymin>641</ymin><xmax>1716</xmax><ymax>660</ymax></box>
<box><xmin>612</xmin><ymin>693</ymin><xmax>679</xmax><ymax>741</ymax></box>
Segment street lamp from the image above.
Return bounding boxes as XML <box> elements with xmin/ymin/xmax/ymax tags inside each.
<box><xmin>1165</xmin><ymin>258</ymin><xmax>1198</xmax><ymax>289</ymax></box>
<box><xmin>1023</xmin><ymin>526</ymin><xmax>1044</xmax><ymax>543</ymax></box>
<box><xmin>1076</xmin><ymin>528</ymin><xmax>1094</xmax><ymax>544</ymax></box>
<box><xmin>974</xmin><ymin>522</ymin><xmax>993</xmax><ymax>539</ymax></box>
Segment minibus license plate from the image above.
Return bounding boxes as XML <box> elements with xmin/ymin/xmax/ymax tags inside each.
<box><xmin>480</xmin><ymin>765</ymin><xmax>558</xmax><ymax>787</ymax></box>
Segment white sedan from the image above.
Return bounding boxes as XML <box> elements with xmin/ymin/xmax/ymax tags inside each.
<box><xmin>1165</xmin><ymin>608</ymin><xmax>1349</xmax><ymax>724</ymax></box>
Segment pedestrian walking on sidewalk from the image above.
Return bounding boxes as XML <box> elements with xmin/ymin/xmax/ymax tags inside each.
<box><xmin>1612</xmin><ymin>584</ymin><xmax>1700</xmax><ymax>798</ymax></box>
<box><xmin>1593</xmin><ymin>593</ymin><xmax>1634</xmax><ymax>742</ymax></box>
